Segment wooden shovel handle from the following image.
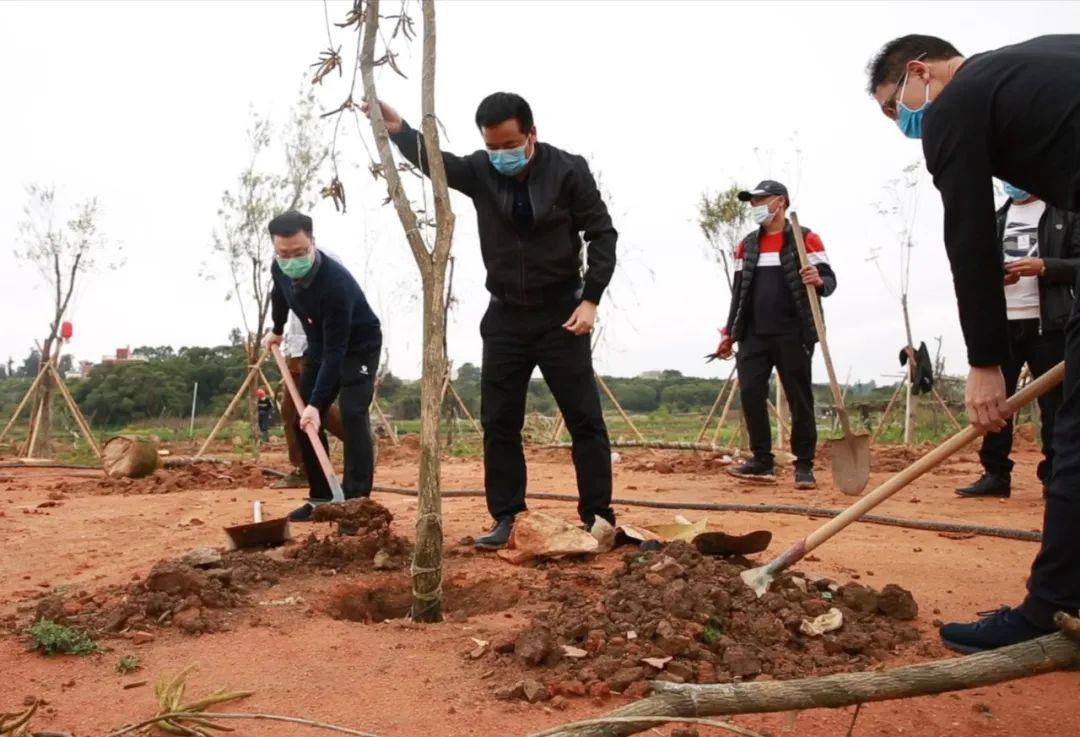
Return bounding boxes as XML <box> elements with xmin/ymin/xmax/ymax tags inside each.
<box><xmin>790</xmin><ymin>212</ymin><xmax>853</xmax><ymax>437</ymax></box>
<box><xmin>802</xmin><ymin>362</ymin><xmax>1064</xmax><ymax>555</ymax></box>
<box><xmin>270</xmin><ymin>344</ymin><xmax>339</xmax><ymax>490</ymax></box>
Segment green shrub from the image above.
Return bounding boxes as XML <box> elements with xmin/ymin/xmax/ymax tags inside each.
<box><xmin>26</xmin><ymin>619</ymin><xmax>100</xmax><ymax>656</ymax></box>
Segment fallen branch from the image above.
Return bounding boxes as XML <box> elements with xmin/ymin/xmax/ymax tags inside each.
<box><xmin>525</xmin><ymin>615</ymin><xmax>1080</xmax><ymax>737</ymax></box>
<box><xmin>549</xmin><ymin>440</ymin><xmax>736</xmax><ymax>454</ymax></box>
<box><xmin>106</xmin><ymin>712</ymin><xmax>377</xmax><ymax>737</ymax></box>
<box><xmin>529</xmin><ymin>715</ymin><xmax>762</xmax><ymax>737</ymax></box>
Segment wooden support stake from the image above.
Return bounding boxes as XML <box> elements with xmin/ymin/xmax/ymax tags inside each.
<box><xmin>371</xmin><ymin>397</ymin><xmax>398</xmax><ymax>446</ymax></box>
<box><xmin>447</xmin><ymin>381</ymin><xmax>481</xmax><ymax>436</ymax></box>
<box><xmin>47</xmin><ymin>362</ymin><xmax>101</xmax><ymax>458</ymax></box>
<box><xmin>596</xmin><ymin>372</ymin><xmax>646</xmax><ymax>442</ymax></box>
<box><xmin>872</xmin><ymin>380</ymin><xmax>905</xmax><ymax>443</ymax></box>
<box><xmin>549</xmin><ymin>413</ymin><xmax>565</xmax><ymax>444</ymax></box>
<box><xmin>712</xmin><ymin>377</ymin><xmax>740</xmax><ymax>445</ymax></box>
<box><xmin>697</xmin><ymin>365</ymin><xmax>737</xmax><ymax>443</ymax></box>
<box><xmin>0</xmin><ymin>365</ymin><xmax>48</xmax><ymax>444</ymax></box>
<box><xmin>195</xmin><ymin>360</ymin><xmax>263</xmax><ymax>459</ymax></box>
<box><xmin>930</xmin><ymin>385</ymin><xmax>962</xmax><ymax>431</ymax></box>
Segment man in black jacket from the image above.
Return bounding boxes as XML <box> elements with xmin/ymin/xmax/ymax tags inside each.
<box><xmin>712</xmin><ymin>180</ymin><xmax>837</xmax><ymax>490</ymax></box>
<box><xmin>365</xmin><ymin>92</ymin><xmax>617</xmax><ymax>549</ymax></box>
<box><xmin>957</xmin><ymin>186</ymin><xmax>1079</xmax><ymax>499</ymax></box>
<box><xmin>264</xmin><ymin>211</ymin><xmax>382</xmax><ymax>522</ymax></box>
<box><xmin>867</xmin><ymin>33</ymin><xmax>1080</xmax><ymax>653</ymax></box>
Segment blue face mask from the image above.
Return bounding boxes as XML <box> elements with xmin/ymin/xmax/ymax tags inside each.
<box><xmin>1003</xmin><ymin>183</ymin><xmax>1031</xmax><ymax>201</ymax></box>
<box><xmin>488</xmin><ymin>144</ymin><xmax>530</xmax><ymax>176</ymax></box>
<box><xmin>896</xmin><ymin>71</ymin><xmax>931</xmax><ymax>140</ymax></box>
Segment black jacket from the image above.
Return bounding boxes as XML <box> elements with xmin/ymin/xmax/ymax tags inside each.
<box><xmin>389</xmin><ymin>122</ymin><xmax>616</xmax><ymax>306</ymax></box>
<box><xmin>724</xmin><ymin>223</ymin><xmax>837</xmax><ymax>348</ymax></box>
<box><xmin>995</xmin><ymin>200</ymin><xmax>1080</xmax><ymax>334</ymax></box>
<box><xmin>921</xmin><ymin>35</ymin><xmax>1080</xmax><ymax>366</ymax></box>
<box><xmin>270</xmin><ymin>253</ymin><xmax>381</xmax><ymax>410</ymax></box>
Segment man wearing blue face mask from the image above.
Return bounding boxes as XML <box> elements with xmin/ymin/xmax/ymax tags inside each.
<box><xmin>867</xmin><ymin>34</ymin><xmax>1080</xmax><ymax>654</ymax></box>
<box><xmin>264</xmin><ymin>211</ymin><xmax>382</xmax><ymax>522</ymax></box>
<box><xmin>364</xmin><ymin>92</ymin><xmax>617</xmax><ymax>550</ymax></box>
<box><xmin>956</xmin><ymin>184</ymin><xmax>1080</xmax><ymax>500</ymax></box>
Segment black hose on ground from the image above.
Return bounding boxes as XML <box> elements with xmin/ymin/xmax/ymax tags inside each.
<box><xmin>370</xmin><ymin>484</ymin><xmax>1042</xmax><ymax>543</ymax></box>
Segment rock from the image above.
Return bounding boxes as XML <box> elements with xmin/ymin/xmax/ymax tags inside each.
<box><xmin>878</xmin><ymin>584</ymin><xmax>918</xmax><ymax>620</ymax></box>
<box><xmin>550</xmin><ymin>695</ymin><xmax>568</xmax><ymax>711</ymax></box>
<box><xmin>132</xmin><ymin>631</ymin><xmax>156</xmax><ymax>645</ymax></box>
<box><xmin>172</xmin><ymin>608</ymin><xmax>206</xmax><ymax>635</ymax></box>
<box><xmin>801</xmin><ymin>598</ymin><xmax>831</xmax><ymax>617</ymax></box>
<box><xmin>549</xmin><ymin>679</ymin><xmax>587</xmax><ymax>697</ymax></box>
<box><xmin>607</xmin><ymin>666</ymin><xmax>647</xmax><ymax>693</ymax></box>
<box><xmin>587</xmin><ymin>681</ymin><xmax>611</xmax><ymax>700</ymax></box>
<box><xmin>515</xmin><ymin>627</ymin><xmax>556</xmax><ymax>666</ymax></box>
<box><xmin>624</xmin><ymin>681</ymin><xmax>651</xmax><ymax>699</ymax></box>
<box><xmin>372</xmin><ymin>550</ymin><xmax>397</xmax><ymax>570</ymax></box>
<box><xmin>837</xmin><ymin>631</ymin><xmax>871</xmax><ymax>654</ymax></box>
<box><xmin>491</xmin><ymin>634</ymin><xmax>517</xmax><ymax>654</ymax></box>
<box><xmin>723</xmin><ymin>646</ymin><xmax>762</xmax><ymax>678</ymax></box>
<box><xmin>522</xmin><ymin>678</ymin><xmax>549</xmax><ymax>703</ymax></box>
<box><xmin>648</xmin><ymin>556</ymin><xmax>685</xmax><ymax>580</ymax></box>
<box><xmin>839</xmin><ymin>584</ymin><xmax>879</xmax><ymax>614</ymax></box>
<box><xmin>181</xmin><ymin>547</ymin><xmax>222</xmax><ymax>569</ymax></box>
<box><xmin>494</xmin><ymin>681</ymin><xmax>526</xmax><ymax>701</ymax></box>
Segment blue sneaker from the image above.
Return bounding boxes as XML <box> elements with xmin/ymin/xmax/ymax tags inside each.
<box><xmin>939</xmin><ymin>607</ymin><xmax>1052</xmax><ymax>654</ymax></box>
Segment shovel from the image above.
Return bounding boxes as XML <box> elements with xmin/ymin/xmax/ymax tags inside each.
<box><xmin>270</xmin><ymin>344</ymin><xmax>345</xmax><ymax>503</ymax></box>
<box><xmin>225</xmin><ymin>500</ymin><xmax>290</xmax><ymax>549</ymax></box>
<box><xmin>790</xmin><ymin>212</ymin><xmax>870</xmax><ymax>495</ymax></box>
<box><xmin>740</xmin><ymin>361</ymin><xmax>1064</xmax><ymax>596</ymax></box>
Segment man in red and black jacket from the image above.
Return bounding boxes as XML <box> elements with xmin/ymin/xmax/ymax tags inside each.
<box><xmin>712</xmin><ymin>180</ymin><xmax>837</xmax><ymax>489</ymax></box>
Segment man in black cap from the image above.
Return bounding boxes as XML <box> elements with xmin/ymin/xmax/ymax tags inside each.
<box><xmin>363</xmin><ymin>92</ymin><xmax>617</xmax><ymax>549</ymax></box>
<box><xmin>263</xmin><ymin>211</ymin><xmax>382</xmax><ymax>522</ymax></box>
<box><xmin>866</xmin><ymin>33</ymin><xmax>1080</xmax><ymax>653</ymax></box>
<box><xmin>711</xmin><ymin>180</ymin><xmax>837</xmax><ymax>489</ymax></box>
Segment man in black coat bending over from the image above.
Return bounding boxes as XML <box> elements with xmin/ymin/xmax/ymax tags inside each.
<box><xmin>264</xmin><ymin>211</ymin><xmax>382</xmax><ymax>522</ymax></box>
<box><xmin>365</xmin><ymin>92</ymin><xmax>617</xmax><ymax>549</ymax></box>
<box><xmin>867</xmin><ymin>33</ymin><xmax>1080</xmax><ymax>653</ymax></box>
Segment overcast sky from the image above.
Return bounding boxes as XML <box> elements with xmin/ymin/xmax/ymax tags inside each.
<box><xmin>3</xmin><ymin>1</ymin><xmax>1077</xmax><ymax>384</ymax></box>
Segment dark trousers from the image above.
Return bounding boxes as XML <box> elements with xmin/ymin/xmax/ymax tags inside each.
<box><xmin>736</xmin><ymin>333</ymin><xmax>816</xmax><ymax>466</ymax></box>
<box><xmin>1021</xmin><ymin>305</ymin><xmax>1080</xmax><ymax>630</ymax></box>
<box><xmin>297</xmin><ymin>345</ymin><xmax>380</xmax><ymax>502</ymax></box>
<box><xmin>480</xmin><ymin>298</ymin><xmax>614</xmax><ymax>526</ymax></box>
<box><xmin>282</xmin><ymin>357</ymin><xmax>345</xmax><ymax>470</ymax></box>
<box><xmin>257</xmin><ymin>412</ymin><xmax>271</xmax><ymax>442</ymax></box>
<box><xmin>980</xmin><ymin>317</ymin><xmax>1062</xmax><ymax>479</ymax></box>
<box><xmin>979</xmin><ymin>319</ymin><xmax>1064</xmax><ymax>481</ymax></box>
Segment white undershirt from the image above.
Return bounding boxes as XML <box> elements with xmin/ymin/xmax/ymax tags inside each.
<box><xmin>1002</xmin><ymin>199</ymin><xmax>1045</xmax><ymax>321</ymax></box>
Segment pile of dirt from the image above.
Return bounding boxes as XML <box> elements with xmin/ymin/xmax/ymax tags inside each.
<box><xmin>481</xmin><ymin>542</ymin><xmax>924</xmax><ymax>702</ymax></box>
<box><xmin>324</xmin><ymin>575</ymin><xmax>527</xmax><ymax>623</ymax></box>
<box><xmin>287</xmin><ymin>498</ymin><xmax>410</xmax><ymax>569</ymax></box>
<box><xmin>22</xmin><ymin>500</ymin><xmax>410</xmax><ymax>638</ymax></box>
<box><xmin>49</xmin><ymin>463</ymin><xmax>268</xmax><ymax>496</ymax></box>
<box><xmin>29</xmin><ymin>549</ymin><xmax>286</xmax><ymax>637</ymax></box>
<box><xmin>627</xmin><ymin>452</ymin><xmax>731</xmax><ymax>475</ymax></box>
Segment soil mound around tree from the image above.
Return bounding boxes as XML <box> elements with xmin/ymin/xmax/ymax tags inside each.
<box><xmin>49</xmin><ymin>463</ymin><xmax>268</xmax><ymax>496</ymax></box>
<box><xmin>478</xmin><ymin>541</ymin><xmax>925</xmax><ymax>702</ymax></box>
<box><xmin>325</xmin><ymin>576</ymin><xmax>527</xmax><ymax>623</ymax></box>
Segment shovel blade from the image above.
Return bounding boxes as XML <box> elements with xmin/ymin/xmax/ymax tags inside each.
<box><xmin>739</xmin><ymin>564</ymin><xmax>772</xmax><ymax>597</ymax></box>
<box><xmin>828</xmin><ymin>432</ymin><xmax>871</xmax><ymax>496</ymax></box>
<box><xmin>225</xmin><ymin>517</ymin><xmax>291</xmax><ymax>550</ymax></box>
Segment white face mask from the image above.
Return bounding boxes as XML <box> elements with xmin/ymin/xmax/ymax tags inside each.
<box><xmin>750</xmin><ymin>204</ymin><xmax>774</xmax><ymax>225</ymax></box>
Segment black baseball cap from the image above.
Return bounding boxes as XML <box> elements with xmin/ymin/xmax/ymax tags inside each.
<box><xmin>737</xmin><ymin>180</ymin><xmax>789</xmax><ymax>206</ymax></box>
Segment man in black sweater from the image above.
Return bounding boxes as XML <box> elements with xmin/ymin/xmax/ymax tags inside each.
<box><xmin>956</xmin><ymin>186</ymin><xmax>1080</xmax><ymax>499</ymax></box>
<box><xmin>365</xmin><ymin>92</ymin><xmax>617</xmax><ymax>549</ymax></box>
<box><xmin>867</xmin><ymin>34</ymin><xmax>1080</xmax><ymax>653</ymax></box>
<box><xmin>265</xmin><ymin>211</ymin><xmax>382</xmax><ymax>522</ymax></box>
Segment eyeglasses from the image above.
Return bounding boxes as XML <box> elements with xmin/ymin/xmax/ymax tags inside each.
<box><xmin>880</xmin><ymin>53</ymin><xmax>928</xmax><ymax>119</ymax></box>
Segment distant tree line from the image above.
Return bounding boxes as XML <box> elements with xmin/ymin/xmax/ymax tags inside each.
<box><xmin>0</xmin><ymin>346</ymin><xmax>893</xmax><ymax>430</ymax></box>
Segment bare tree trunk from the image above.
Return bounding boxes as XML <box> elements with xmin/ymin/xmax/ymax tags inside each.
<box><xmin>31</xmin><ymin>338</ymin><xmax>56</xmax><ymax>458</ymax></box>
<box><xmin>246</xmin><ymin>341</ymin><xmax>260</xmax><ymax>459</ymax></box>
<box><xmin>360</xmin><ymin>0</ymin><xmax>454</xmax><ymax>622</ymax></box>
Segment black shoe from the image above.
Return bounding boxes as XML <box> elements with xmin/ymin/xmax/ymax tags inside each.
<box><xmin>939</xmin><ymin>607</ymin><xmax>1052</xmax><ymax>654</ymax></box>
<box><xmin>474</xmin><ymin>516</ymin><xmax>514</xmax><ymax>550</ymax></box>
<box><xmin>272</xmin><ymin>471</ymin><xmax>309</xmax><ymax>489</ymax></box>
<box><xmin>955</xmin><ymin>472</ymin><xmax>1011</xmax><ymax>498</ymax></box>
<box><xmin>288</xmin><ymin>503</ymin><xmax>315</xmax><ymax>522</ymax></box>
<box><xmin>728</xmin><ymin>458</ymin><xmax>776</xmax><ymax>482</ymax></box>
<box><xmin>794</xmin><ymin>466</ymin><xmax>816</xmax><ymax>490</ymax></box>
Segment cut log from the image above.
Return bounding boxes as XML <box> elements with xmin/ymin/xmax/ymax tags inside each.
<box><xmin>102</xmin><ymin>435</ymin><xmax>161</xmax><ymax>478</ymax></box>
